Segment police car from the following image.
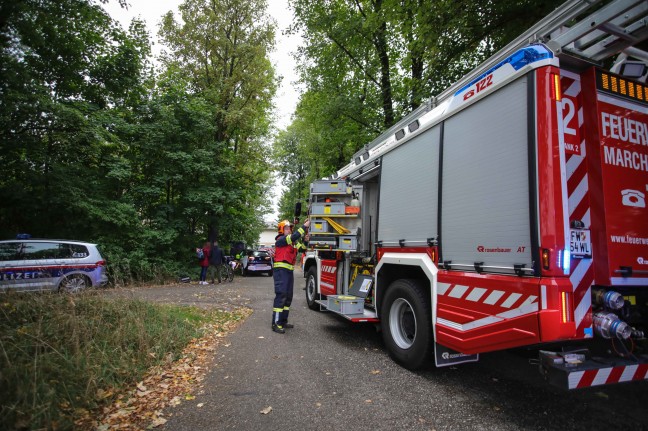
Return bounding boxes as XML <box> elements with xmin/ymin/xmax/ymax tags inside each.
<box><xmin>0</xmin><ymin>238</ymin><xmax>108</xmax><ymax>293</ymax></box>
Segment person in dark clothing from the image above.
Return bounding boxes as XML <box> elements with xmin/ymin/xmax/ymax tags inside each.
<box><xmin>208</xmin><ymin>240</ymin><xmax>226</xmax><ymax>284</ymax></box>
<box><xmin>271</xmin><ymin>218</ymin><xmax>310</xmax><ymax>334</ymax></box>
<box><xmin>198</xmin><ymin>242</ymin><xmax>211</xmax><ymax>285</ymax></box>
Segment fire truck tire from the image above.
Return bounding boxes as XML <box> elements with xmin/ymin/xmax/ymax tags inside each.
<box><xmin>305</xmin><ymin>267</ymin><xmax>321</xmax><ymax>310</ymax></box>
<box><xmin>381</xmin><ymin>279</ymin><xmax>432</xmax><ymax>370</ymax></box>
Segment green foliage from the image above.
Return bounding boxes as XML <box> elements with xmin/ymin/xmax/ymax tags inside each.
<box><xmin>274</xmin><ymin>0</ymin><xmax>565</xmax><ymax>201</ymax></box>
<box><xmin>0</xmin><ymin>0</ymin><xmax>155</xmax><ymax>264</ymax></box>
<box><xmin>0</xmin><ymin>292</ymin><xmax>240</xmax><ymax>430</ymax></box>
<box><xmin>0</xmin><ymin>0</ymin><xmax>569</xmax><ymax>278</ymax></box>
<box><xmin>0</xmin><ymin>0</ymin><xmax>278</xmax><ymax>281</ymax></box>
<box><xmin>155</xmin><ymin>0</ymin><xmax>276</xmax><ymax>249</ymax></box>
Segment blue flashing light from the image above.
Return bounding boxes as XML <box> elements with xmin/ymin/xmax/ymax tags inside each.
<box><xmin>562</xmin><ymin>249</ymin><xmax>571</xmax><ymax>274</ymax></box>
<box><xmin>454</xmin><ymin>44</ymin><xmax>554</xmax><ymax>96</ymax></box>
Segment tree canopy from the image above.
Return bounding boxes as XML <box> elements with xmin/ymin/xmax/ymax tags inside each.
<box><xmin>1</xmin><ymin>0</ymin><xmax>567</xmax><ymax>280</ymax></box>
<box><xmin>0</xmin><ymin>0</ymin><xmax>278</xmax><ymax>282</ymax></box>
<box><xmin>272</xmin><ymin>0</ymin><xmax>565</xmax><ymax>215</ymax></box>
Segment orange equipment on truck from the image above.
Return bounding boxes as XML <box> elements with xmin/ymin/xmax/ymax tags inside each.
<box><xmin>303</xmin><ymin>0</ymin><xmax>648</xmax><ymax>390</ymax></box>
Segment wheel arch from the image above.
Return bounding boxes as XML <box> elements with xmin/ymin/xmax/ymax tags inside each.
<box><xmin>303</xmin><ymin>254</ymin><xmax>318</xmax><ymax>279</ymax></box>
<box><xmin>375</xmin><ymin>253</ymin><xmax>438</xmax><ymax>333</ymax></box>
<box><xmin>304</xmin><ymin>256</ymin><xmax>322</xmax><ymax>310</ymax></box>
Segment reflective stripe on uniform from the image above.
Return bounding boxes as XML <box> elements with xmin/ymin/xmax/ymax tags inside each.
<box><xmin>274</xmin><ymin>261</ymin><xmax>294</xmax><ymax>270</ymax></box>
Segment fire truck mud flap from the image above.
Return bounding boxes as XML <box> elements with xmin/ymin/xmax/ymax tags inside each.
<box><xmin>434</xmin><ymin>343</ymin><xmax>479</xmax><ymax>367</ymax></box>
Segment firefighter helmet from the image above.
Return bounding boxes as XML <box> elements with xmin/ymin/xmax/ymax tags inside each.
<box><xmin>277</xmin><ymin>219</ymin><xmax>293</xmax><ymax>235</ymax></box>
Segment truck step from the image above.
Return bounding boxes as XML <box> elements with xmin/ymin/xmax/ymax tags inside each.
<box><xmin>315</xmin><ymin>299</ymin><xmax>379</xmax><ymax>323</ymax></box>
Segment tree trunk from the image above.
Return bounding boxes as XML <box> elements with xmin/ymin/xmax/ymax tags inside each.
<box><xmin>372</xmin><ymin>0</ymin><xmax>394</xmax><ymax>128</ymax></box>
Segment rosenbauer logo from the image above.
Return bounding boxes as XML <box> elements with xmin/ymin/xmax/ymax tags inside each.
<box><xmin>477</xmin><ymin>245</ymin><xmax>527</xmax><ymax>253</ymax></box>
<box><xmin>441</xmin><ymin>352</ymin><xmax>471</xmax><ymax>360</ymax></box>
<box><xmin>639</xmin><ymin>257</ymin><xmax>648</xmax><ymax>265</ymax></box>
<box><xmin>477</xmin><ymin>245</ymin><xmax>512</xmax><ymax>253</ymax></box>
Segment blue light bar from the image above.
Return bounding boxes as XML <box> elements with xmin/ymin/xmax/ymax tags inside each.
<box><xmin>454</xmin><ymin>44</ymin><xmax>554</xmax><ymax>96</ymax></box>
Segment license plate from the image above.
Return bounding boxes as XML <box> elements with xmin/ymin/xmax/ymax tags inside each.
<box><xmin>248</xmin><ymin>265</ymin><xmax>271</xmax><ymax>271</ymax></box>
<box><xmin>570</xmin><ymin>229</ymin><xmax>592</xmax><ymax>257</ymax></box>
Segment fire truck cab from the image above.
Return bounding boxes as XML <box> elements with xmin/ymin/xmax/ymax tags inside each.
<box><xmin>302</xmin><ymin>0</ymin><xmax>648</xmax><ymax>389</ymax></box>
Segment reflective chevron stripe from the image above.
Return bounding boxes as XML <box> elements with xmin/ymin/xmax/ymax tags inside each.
<box><xmin>561</xmin><ymin>70</ymin><xmax>594</xmax><ymax>338</ymax></box>
<box><xmin>568</xmin><ymin>364</ymin><xmax>648</xmax><ymax>389</ymax></box>
<box><xmin>437</xmin><ymin>282</ymin><xmax>538</xmax><ymax>331</ymax></box>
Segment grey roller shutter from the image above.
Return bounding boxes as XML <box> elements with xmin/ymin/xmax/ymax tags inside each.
<box><xmin>378</xmin><ymin>126</ymin><xmax>441</xmax><ymax>245</ymax></box>
<box><xmin>441</xmin><ymin>77</ymin><xmax>532</xmax><ymax>273</ymax></box>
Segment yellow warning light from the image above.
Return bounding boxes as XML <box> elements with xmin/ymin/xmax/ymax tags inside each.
<box><xmin>601</xmin><ymin>73</ymin><xmax>609</xmax><ymax>90</ymax></box>
<box><xmin>542</xmin><ymin>249</ymin><xmax>550</xmax><ymax>270</ymax></box>
<box><xmin>596</xmin><ymin>69</ymin><xmax>648</xmax><ymax>104</ymax></box>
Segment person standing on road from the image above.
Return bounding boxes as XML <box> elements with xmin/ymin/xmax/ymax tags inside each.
<box><xmin>198</xmin><ymin>242</ymin><xmax>211</xmax><ymax>285</ymax></box>
<box><xmin>271</xmin><ymin>219</ymin><xmax>309</xmax><ymax>334</ymax></box>
<box><xmin>208</xmin><ymin>240</ymin><xmax>226</xmax><ymax>284</ymax></box>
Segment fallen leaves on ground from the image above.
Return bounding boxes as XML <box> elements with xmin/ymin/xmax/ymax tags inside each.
<box><xmin>75</xmin><ymin>307</ymin><xmax>252</xmax><ymax>430</ymax></box>
<box><xmin>260</xmin><ymin>406</ymin><xmax>273</xmax><ymax>415</ymax></box>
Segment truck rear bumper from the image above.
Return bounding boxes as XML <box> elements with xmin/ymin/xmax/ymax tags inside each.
<box><xmin>539</xmin><ymin>350</ymin><xmax>648</xmax><ymax>389</ymax></box>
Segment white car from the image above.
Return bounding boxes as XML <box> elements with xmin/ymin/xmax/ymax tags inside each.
<box><xmin>0</xmin><ymin>238</ymin><xmax>108</xmax><ymax>292</ymax></box>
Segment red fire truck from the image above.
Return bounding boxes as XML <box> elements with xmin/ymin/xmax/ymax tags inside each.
<box><xmin>302</xmin><ymin>0</ymin><xmax>648</xmax><ymax>389</ymax></box>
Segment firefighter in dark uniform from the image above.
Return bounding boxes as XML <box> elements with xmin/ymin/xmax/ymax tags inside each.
<box><xmin>272</xmin><ymin>218</ymin><xmax>310</xmax><ymax>334</ymax></box>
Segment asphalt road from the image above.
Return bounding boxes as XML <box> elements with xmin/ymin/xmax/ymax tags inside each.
<box><xmin>117</xmin><ymin>269</ymin><xmax>648</xmax><ymax>431</ymax></box>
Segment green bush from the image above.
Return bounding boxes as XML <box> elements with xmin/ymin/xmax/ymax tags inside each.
<box><xmin>0</xmin><ymin>292</ymin><xmax>233</xmax><ymax>430</ymax></box>
<box><xmin>98</xmin><ymin>234</ymin><xmax>197</xmax><ymax>287</ymax></box>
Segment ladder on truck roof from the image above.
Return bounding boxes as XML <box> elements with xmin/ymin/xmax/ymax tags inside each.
<box><xmin>336</xmin><ymin>0</ymin><xmax>648</xmax><ymax>180</ymax></box>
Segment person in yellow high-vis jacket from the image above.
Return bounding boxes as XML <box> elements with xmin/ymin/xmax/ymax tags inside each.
<box><xmin>271</xmin><ymin>219</ymin><xmax>309</xmax><ymax>334</ymax></box>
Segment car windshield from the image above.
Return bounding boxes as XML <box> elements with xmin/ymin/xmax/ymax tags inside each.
<box><xmin>251</xmin><ymin>251</ymin><xmax>269</xmax><ymax>258</ymax></box>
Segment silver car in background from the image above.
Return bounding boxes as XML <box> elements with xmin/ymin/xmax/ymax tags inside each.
<box><xmin>0</xmin><ymin>239</ymin><xmax>108</xmax><ymax>292</ymax></box>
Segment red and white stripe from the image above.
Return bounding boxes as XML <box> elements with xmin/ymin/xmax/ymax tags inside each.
<box><xmin>561</xmin><ymin>71</ymin><xmax>594</xmax><ymax>338</ymax></box>
<box><xmin>321</xmin><ymin>265</ymin><xmax>336</xmax><ymax>273</ymax></box>
<box><xmin>437</xmin><ymin>282</ymin><xmax>538</xmax><ymax>331</ymax></box>
<box><xmin>567</xmin><ymin>363</ymin><xmax>648</xmax><ymax>389</ymax></box>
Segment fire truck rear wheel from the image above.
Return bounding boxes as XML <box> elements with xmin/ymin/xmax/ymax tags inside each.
<box><xmin>305</xmin><ymin>267</ymin><xmax>320</xmax><ymax>310</ymax></box>
<box><xmin>381</xmin><ymin>279</ymin><xmax>432</xmax><ymax>370</ymax></box>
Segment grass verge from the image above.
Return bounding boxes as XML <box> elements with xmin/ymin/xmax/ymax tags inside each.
<box><xmin>0</xmin><ymin>291</ymin><xmax>246</xmax><ymax>430</ymax></box>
